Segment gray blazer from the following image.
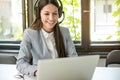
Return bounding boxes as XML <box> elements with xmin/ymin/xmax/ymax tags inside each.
<box><xmin>16</xmin><ymin>27</ymin><xmax>78</xmax><ymax>76</ymax></box>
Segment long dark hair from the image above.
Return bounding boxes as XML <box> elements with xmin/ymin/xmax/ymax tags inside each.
<box><xmin>30</xmin><ymin>0</ymin><xmax>67</xmax><ymax>57</ymax></box>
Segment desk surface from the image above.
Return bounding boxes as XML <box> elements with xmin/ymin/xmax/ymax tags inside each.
<box><xmin>0</xmin><ymin>64</ymin><xmax>18</xmax><ymax>80</ymax></box>
<box><xmin>92</xmin><ymin>67</ymin><xmax>120</xmax><ymax>80</ymax></box>
<box><xmin>0</xmin><ymin>64</ymin><xmax>120</xmax><ymax>80</ymax></box>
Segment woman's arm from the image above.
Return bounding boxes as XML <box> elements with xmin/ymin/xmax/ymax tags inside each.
<box><xmin>16</xmin><ymin>29</ymin><xmax>37</xmax><ymax>76</ymax></box>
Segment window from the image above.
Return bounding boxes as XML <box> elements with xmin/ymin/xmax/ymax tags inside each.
<box><xmin>90</xmin><ymin>0</ymin><xmax>120</xmax><ymax>41</ymax></box>
<box><xmin>0</xmin><ymin>0</ymin><xmax>23</xmax><ymax>41</ymax></box>
<box><xmin>0</xmin><ymin>0</ymin><xmax>33</xmax><ymax>53</ymax></box>
<box><xmin>79</xmin><ymin>0</ymin><xmax>120</xmax><ymax>53</ymax></box>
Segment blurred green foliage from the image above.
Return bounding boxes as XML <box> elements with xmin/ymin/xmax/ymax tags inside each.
<box><xmin>60</xmin><ymin>0</ymin><xmax>81</xmax><ymax>41</ymax></box>
<box><xmin>112</xmin><ymin>0</ymin><xmax>120</xmax><ymax>40</ymax></box>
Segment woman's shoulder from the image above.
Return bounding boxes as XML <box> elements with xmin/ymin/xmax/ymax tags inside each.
<box><xmin>60</xmin><ymin>27</ymin><xmax>69</xmax><ymax>32</ymax></box>
<box><xmin>24</xmin><ymin>28</ymin><xmax>38</xmax><ymax>32</ymax></box>
<box><xmin>60</xmin><ymin>27</ymin><xmax>69</xmax><ymax>33</ymax></box>
<box><xmin>23</xmin><ymin>28</ymin><xmax>41</xmax><ymax>38</ymax></box>
<box><xmin>24</xmin><ymin>28</ymin><xmax>40</xmax><ymax>34</ymax></box>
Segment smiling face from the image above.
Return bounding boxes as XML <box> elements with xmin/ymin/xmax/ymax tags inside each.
<box><xmin>40</xmin><ymin>3</ymin><xmax>59</xmax><ymax>32</ymax></box>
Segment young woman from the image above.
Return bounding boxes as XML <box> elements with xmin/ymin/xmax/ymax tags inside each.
<box><xmin>16</xmin><ymin>0</ymin><xmax>78</xmax><ymax>77</ymax></box>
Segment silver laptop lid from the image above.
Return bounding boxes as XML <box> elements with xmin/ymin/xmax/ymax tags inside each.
<box><xmin>37</xmin><ymin>55</ymin><xmax>100</xmax><ymax>80</ymax></box>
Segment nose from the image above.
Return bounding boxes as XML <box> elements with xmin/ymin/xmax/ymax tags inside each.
<box><xmin>49</xmin><ymin>14</ymin><xmax>54</xmax><ymax>20</ymax></box>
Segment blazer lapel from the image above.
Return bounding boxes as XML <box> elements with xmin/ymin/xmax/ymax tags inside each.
<box><xmin>39</xmin><ymin>30</ymin><xmax>52</xmax><ymax>58</ymax></box>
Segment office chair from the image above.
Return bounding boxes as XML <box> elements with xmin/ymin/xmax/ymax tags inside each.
<box><xmin>0</xmin><ymin>55</ymin><xmax>17</xmax><ymax>64</ymax></box>
<box><xmin>105</xmin><ymin>50</ymin><xmax>120</xmax><ymax>67</ymax></box>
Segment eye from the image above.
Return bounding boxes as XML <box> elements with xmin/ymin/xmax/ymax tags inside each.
<box><xmin>44</xmin><ymin>13</ymin><xmax>49</xmax><ymax>15</ymax></box>
<box><xmin>53</xmin><ymin>13</ymin><xmax>58</xmax><ymax>15</ymax></box>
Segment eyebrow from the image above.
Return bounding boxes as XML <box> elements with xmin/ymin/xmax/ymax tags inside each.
<box><xmin>44</xmin><ymin>10</ymin><xmax>58</xmax><ymax>13</ymax></box>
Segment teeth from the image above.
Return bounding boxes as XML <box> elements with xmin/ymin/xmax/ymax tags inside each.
<box><xmin>49</xmin><ymin>22</ymin><xmax>54</xmax><ymax>23</ymax></box>
<box><xmin>48</xmin><ymin>22</ymin><xmax>54</xmax><ymax>24</ymax></box>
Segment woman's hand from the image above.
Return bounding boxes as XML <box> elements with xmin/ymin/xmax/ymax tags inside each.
<box><xmin>34</xmin><ymin>70</ymin><xmax>38</xmax><ymax>76</ymax></box>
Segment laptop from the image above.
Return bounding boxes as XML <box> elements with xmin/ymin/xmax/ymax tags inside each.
<box><xmin>37</xmin><ymin>55</ymin><xmax>100</xmax><ymax>80</ymax></box>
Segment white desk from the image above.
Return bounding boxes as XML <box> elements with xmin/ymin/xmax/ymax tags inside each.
<box><xmin>0</xmin><ymin>64</ymin><xmax>120</xmax><ymax>80</ymax></box>
<box><xmin>0</xmin><ymin>64</ymin><xmax>19</xmax><ymax>80</ymax></box>
<box><xmin>92</xmin><ymin>67</ymin><xmax>120</xmax><ymax>80</ymax></box>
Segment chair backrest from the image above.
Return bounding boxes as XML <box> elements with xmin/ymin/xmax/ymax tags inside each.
<box><xmin>106</xmin><ymin>50</ymin><xmax>120</xmax><ymax>67</ymax></box>
<box><xmin>0</xmin><ymin>55</ymin><xmax>17</xmax><ymax>64</ymax></box>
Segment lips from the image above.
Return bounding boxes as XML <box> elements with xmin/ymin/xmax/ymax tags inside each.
<box><xmin>47</xmin><ymin>21</ymin><xmax>55</xmax><ymax>25</ymax></box>
<box><xmin>48</xmin><ymin>21</ymin><xmax>54</xmax><ymax>23</ymax></box>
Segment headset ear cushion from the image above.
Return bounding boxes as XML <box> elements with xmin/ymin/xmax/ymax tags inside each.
<box><xmin>34</xmin><ymin>7</ymin><xmax>40</xmax><ymax>19</ymax></box>
<box><xmin>58</xmin><ymin>7</ymin><xmax>63</xmax><ymax>18</ymax></box>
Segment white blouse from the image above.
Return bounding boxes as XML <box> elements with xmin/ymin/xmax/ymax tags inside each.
<box><xmin>41</xmin><ymin>29</ymin><xmax>58</xmax><ymax>58</ymax></box>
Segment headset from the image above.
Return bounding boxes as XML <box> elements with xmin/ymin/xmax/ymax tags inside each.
<box><xmin>34</xmin><ymin>0</ymin><xmax>65</xmax><ymax>23</ymax></box>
